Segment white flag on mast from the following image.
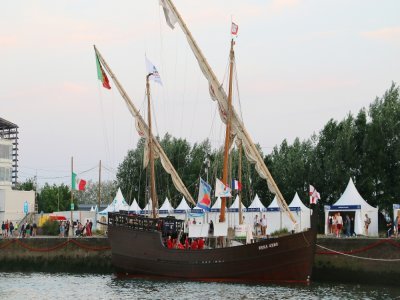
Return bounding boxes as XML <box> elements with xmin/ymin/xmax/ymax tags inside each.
<box><xmin>215</xmin><ymin>178</ymin><xmax>232</xmax><ymax>198</ymax></box>
<box><xmin>159</xmin><ymin>0</ymin><xmax>178</xmax><ymax>29</ymax></box>
<box><xmin>145</xmin><ymin>56</ymin><xmax>163</xmax><ymax>85</ymax></box>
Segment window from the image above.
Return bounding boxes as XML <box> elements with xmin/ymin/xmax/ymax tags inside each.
<box><xmin>0</xmin><ymin>144</ymin><xmax>12</xmax><ymax>160</ymax></box>
<box><xmin>0</xmin><ymin>167</ymin><xmax>11</xmax><ymax>182</ymax></box>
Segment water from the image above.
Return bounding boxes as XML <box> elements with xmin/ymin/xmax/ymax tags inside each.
<box><xmin>0</xmin><ymin>273</ymin><xmax>398</xmax><ymax>300</ymax></box>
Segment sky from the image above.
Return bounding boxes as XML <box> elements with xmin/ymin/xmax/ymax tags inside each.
<box><xmin>1</xmin><ymin>0</ymin><xmax>400</xmax><ymax>187</ymax></box>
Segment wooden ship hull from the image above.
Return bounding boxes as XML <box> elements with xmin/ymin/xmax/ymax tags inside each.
<box><xmin>107</xmin><ymin>214</ymin><xmax>316</xmax><ymax>283</ymax></box>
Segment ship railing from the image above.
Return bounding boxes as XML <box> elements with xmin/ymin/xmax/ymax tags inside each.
<box><xmin>108</xmin><ymin>212</ymin><xmax>159</xmax><ymax>232</ymax></box>
<box><xmin>108</xmin><ymin>212</ymin><xmax>185</xmax><ymax>236</ymax></box>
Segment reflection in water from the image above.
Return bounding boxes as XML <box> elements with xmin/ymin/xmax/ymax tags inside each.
<box><xmin>0</xmin><ymin>273</ymin><xmax>398</xmax><ymax>300</ymax></box>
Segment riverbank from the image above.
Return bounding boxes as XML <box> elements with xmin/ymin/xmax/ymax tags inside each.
<box><xmin>0</xmin><ymin>236</ymin><xmax>399</xmax><ymax>285</ymax></box>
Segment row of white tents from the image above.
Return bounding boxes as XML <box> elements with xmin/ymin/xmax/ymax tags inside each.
<box><xmin>99</xmin><ymin>188</ymin><xmax>312</xmax><ymax>234</ymax></box>
<box><xmin>98</xmin><ymin>178</ymin><xmax>381</xmax><ymax>236</ymax></box>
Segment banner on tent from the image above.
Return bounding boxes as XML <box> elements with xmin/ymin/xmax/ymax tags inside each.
<box><xmin>328</xmin><ymin>205</ymin><xmax>361</xmax><ymax>210</ymax></box>
<box><xmin>174</xmin><ymin>209</ymin><xmax>187</xmax><ymax>214</ymax></box>
<box><xmin>393</xmin><ymin>204</ymin><xmax>400</xmax><ymax>209</ymax></box>
<box><xmin>267</xmin><ymin>208</ymin><xmax>280</xmax><ymax>212</ymax></box>
<box><xmin>247</xmin><ymin>208</ymin><xmax>264</xmax><ymax>212</ymax></box>
<box><xmin>228</xmin><ymin>208</ymin><xmax>246</xmax><ymax>212</ymax></box>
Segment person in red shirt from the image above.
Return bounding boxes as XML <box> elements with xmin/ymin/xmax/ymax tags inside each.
<box><xmin>191</xmin><ymin>239</ymin><xmax>198</xmax><ymax>250</ymax></box>
<box><xmin>185</xmin><ymin>237</ymin><xmax>190</xmax><ymax>249</ymax></box>
<box><xmin>167</xmin><ymin>236</ymin><xmax>173</xmax><ymax>249</ymax></box>
<box><xmin>177</xmin><ymin>242</ymin><xmax>184</xmax><ymax>249</ymax></box>
<box><xmin>198</xmin><ymin>238</ymin><xmax>204</xmax><ymax>249</ymax></box>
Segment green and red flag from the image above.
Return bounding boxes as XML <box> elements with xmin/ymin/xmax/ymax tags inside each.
<box><xmin>72</xmin><ymin>172</ymin><xmax>87</xmax><ymax>191</ymax></box>
<box><xmin>95</xmin><ymin>54</ymin><xmax>111</xmax><ymax>89</ymax></box>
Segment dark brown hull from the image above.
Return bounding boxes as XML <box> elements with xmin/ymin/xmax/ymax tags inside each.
<box><xmin>108</xmin><ymin>226</ymin><xmax>316</xmax><ymax>283</ymax></box>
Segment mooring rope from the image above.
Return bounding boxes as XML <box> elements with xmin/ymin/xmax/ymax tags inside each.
<box><xmin>316</xmin><ymin>240</ymin><xmax>400</xmax><ymax>262</ymax></box>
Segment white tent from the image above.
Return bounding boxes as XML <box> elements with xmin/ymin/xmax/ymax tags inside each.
<box><xmin>266</xmin><ymin>196</ymin><xmax>285</xmax><ymax>234</ymax></box>
<box><xmin>324</xmin><ymin>178</ymin><xmax>379</xmax><ymax>236</ymax></box>
<box><xmin>159</xmin><ymin>197</ymin><xmax>174</xmax><ymax>214</ymax></box>
<box><xmin>287</xmin><ymin>193</ymin><xmax>311</xmax><ymax>233</ymax></box>
<box><xmin>227</xmin><ymin>195</ymin><xmax>246</xmax><ymax>227</ymax></box>
<box><xmin>247</xmin><ymin>194</ymin><xmax>266</xmax><ymax>212</ymax></box>
<box><xmin>141</xmin><ymin>199</ymin><xmax>156</xmax><ymax>215</ymax></box>
<box><xmin>129</xmin><ymin>198</ymin><xmax>141</xmax><ymax>213</ymax></box>
<box><xmin>174</xmin><ymin>197</ymin><xmax>191</xmax><ymax>213</ymax></box>
<box><xmin>99</xmin><ymin>188</ymin><xmax>130</xmax><ymax>215</ymax></box>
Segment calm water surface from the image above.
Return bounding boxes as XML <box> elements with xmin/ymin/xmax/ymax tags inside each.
<box><xmin>0</xmin><ymin>273</ymin><xmax>398</xmax><ymax>299</ymax></box>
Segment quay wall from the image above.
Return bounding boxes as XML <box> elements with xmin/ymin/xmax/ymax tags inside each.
<box><xmin>0</xmin><ymin>237</ymin><xmax>112</xmax><ymax>273</ymax></box>
<box><xmin>0</xmin><ymin>237</ymin><xmax>399</xmax><ymax>285</ymax></box>
<box><xmin>314</xmin><ymin>238</ymin><xmax>400</xmax><ymax>286</ymax></box>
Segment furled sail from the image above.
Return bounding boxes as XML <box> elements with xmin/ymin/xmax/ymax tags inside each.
<box><xmin>159</xmin><ymin>0</ymin><xmax>296</xmax><ymax>222</ymax></box>
<box><xmin>94</xmin><ymin>45</ymin><xmax>196</xmax><ymax>206</ymax></box>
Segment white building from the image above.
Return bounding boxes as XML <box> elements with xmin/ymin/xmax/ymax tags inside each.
<box><xmin>0</xmin><ymin>138</ymin><xmax>35</xmax><ymax>224</ymax></box>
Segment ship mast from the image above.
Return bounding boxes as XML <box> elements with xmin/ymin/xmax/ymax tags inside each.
<box><xmin>220</xmin><ymin>39</ymin><xmax>235</xmax><ymax>223</ymax></box>
<box><xmin>146</xmin><ymin>73</ymin><xmax>158</xmax><ymax>218</ymax></box>
<box><xmin>238</xmin><ymin>141</ymin><xmax>243</xmax><ymax>225</ymax></box>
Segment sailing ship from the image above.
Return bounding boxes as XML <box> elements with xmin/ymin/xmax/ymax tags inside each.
<box><xmin>99</xmin><ymin>0</ymin><xmax>317</xmax><ymax>283</ymax></box>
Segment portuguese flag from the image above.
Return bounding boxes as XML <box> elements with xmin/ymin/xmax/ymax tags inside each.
<box><xmin>95</xmin><ymin>54</ymin><xmax>111</xmax><ymax>89</ymax></box>
<box><xmin>72</xmin><ymin>172</ymin><xmax>87</xmax><ymax>191</ymax></box>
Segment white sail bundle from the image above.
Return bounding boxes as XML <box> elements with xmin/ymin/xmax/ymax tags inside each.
<box><xmin>158</xmin><ymin>0</ymin><xmax>295</xmax><ymax>223</ymax></box>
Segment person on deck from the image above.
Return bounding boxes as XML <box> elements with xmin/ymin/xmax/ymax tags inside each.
<box><xmin>253</xmin><ymin>215</ymin><xmax>259</xmax><ymax>236</ymax></box>
<box><xmin>167</xmin><ymin>236</ymin><xmax>173</xmax><ymax>249</ymax></box>
<box><xmin>208</xmin><ymin>220</ymin><xmax>214</xmax><ymax>236</ymax></box>
<box><xmin>191</xmin><ymin>239</ymin><xmax>198</xmax><ymax>250</ymax></box>
<box><xmin>198</xmin><ymin>238</ymin><xmax>204</xmax><ymax>249</ymax></box>
<box><xmin>261</xmin><ymin>215</ymin><xmax>267</xmax><ymax>236</ymax></box>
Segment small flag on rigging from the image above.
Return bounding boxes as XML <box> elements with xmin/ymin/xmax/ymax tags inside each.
<box><xmin>231</xmin><ymin>179</ymin><xmax>242</xmax><ymax>191</ymax></box>
<box><xmin>145</xmin><ymin>56</ymin><xmax>163</xmax><ymax>85</ymax></box>
<box><xmin>95</xmin><ymin>54</ymin><xmax>111</xmax><ymax>89</ymax></box>
<box><xmin>197</xmin><ymin>178</ymin><xmax>212</xmax><ymax>211</ymax></box>
<box><xmin>215</xmin><ymin>178</ymin><xmax>232</xmax><ymax>198</ymax></box>
<box><xmin>231</xmin><ymin>22</ymin><xmax>239</xmax><ymax>36</ymax></box>
<box><xmin>309</xmin><ymin>185</ymin><xmax>320</xmax><ymax>204</ymax></box>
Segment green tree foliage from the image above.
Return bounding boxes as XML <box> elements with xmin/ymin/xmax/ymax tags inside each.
<box><xmin>115</xmin><ymin>83</ymin><xmax>400</xmax><ymax>215</ymax></box>
<box><xmin>15</xmin><ymin>177</ymin><xmax>36</xmax><ymax>191</ymax></box>
<box><xmin>38</xmin><ymin>183</ymin><xmax>77</xmax><ymax>213</ymax></box>
<box><xmin>74</xmin><ymin>180</ymin><xmax>117</xmax><ymax>206</ymax></box>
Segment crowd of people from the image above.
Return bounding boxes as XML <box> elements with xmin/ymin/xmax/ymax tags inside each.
<box><xmin>164</xmin><ymin>235</ymin><xmax>205</xmax><ymax>250</ymax></box>
<box><xmin>328</xmin><ymin>212</ymin><xmax>355</xmax><ymax>238</ymax></box>
<box><xmin>60</xmin><ymin>219</ymin><xmax>93</xmax><ymax>237</ymax></box>
<box><xmin>0</xmin><ymin>219</ymin><xmax>94</xmax><ymax>238</ymax></box>
<box><xmin>1</xmin><ymin>220</ymin><xmax>37</xmax><ymax>238</ymax></box>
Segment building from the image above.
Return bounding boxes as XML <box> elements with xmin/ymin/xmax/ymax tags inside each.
<box><xmin>0</xmin><ymin>117</ymin><xmax>19</xmax><ymax>187</ymax></box>
<box><xmin>0</xmin><ymin>117</ymin><xmax>34</xmax><ymax>226</ymax></box>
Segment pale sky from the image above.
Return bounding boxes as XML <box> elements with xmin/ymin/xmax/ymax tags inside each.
<box><xmin>2</xmin><ymin>0</ymin><xmax>400</xmax><ymax>187</ymax></box>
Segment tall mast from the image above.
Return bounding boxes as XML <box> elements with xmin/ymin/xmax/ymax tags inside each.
<box><xmin>146</xmin><ymin>73</ymin><xmax>158</xmax><ymax>218</ymax></box>
<box><xmin>98</xmin><ymin>159</ymin><xmax>101</xmax><ymax>211</ymax></box>
<box><xmin>220</xmin><ymin>39</ymin><xmax>235</xmax><ymax>223</ymax></box>
<box><xmin>160</xmin><ymin>0</ymin><xmax>297</xmax><ymax>223</ymax></box>
<box><xmin>238</xmin><ymin>142</ymin><xmax>243</xmax><ymax>225</ymax></box>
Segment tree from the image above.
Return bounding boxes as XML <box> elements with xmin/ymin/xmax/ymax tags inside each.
<box><xmin>38</xmin><ymin>183</ymin><xmax>76</xmax><ymax>213</ymax></box>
